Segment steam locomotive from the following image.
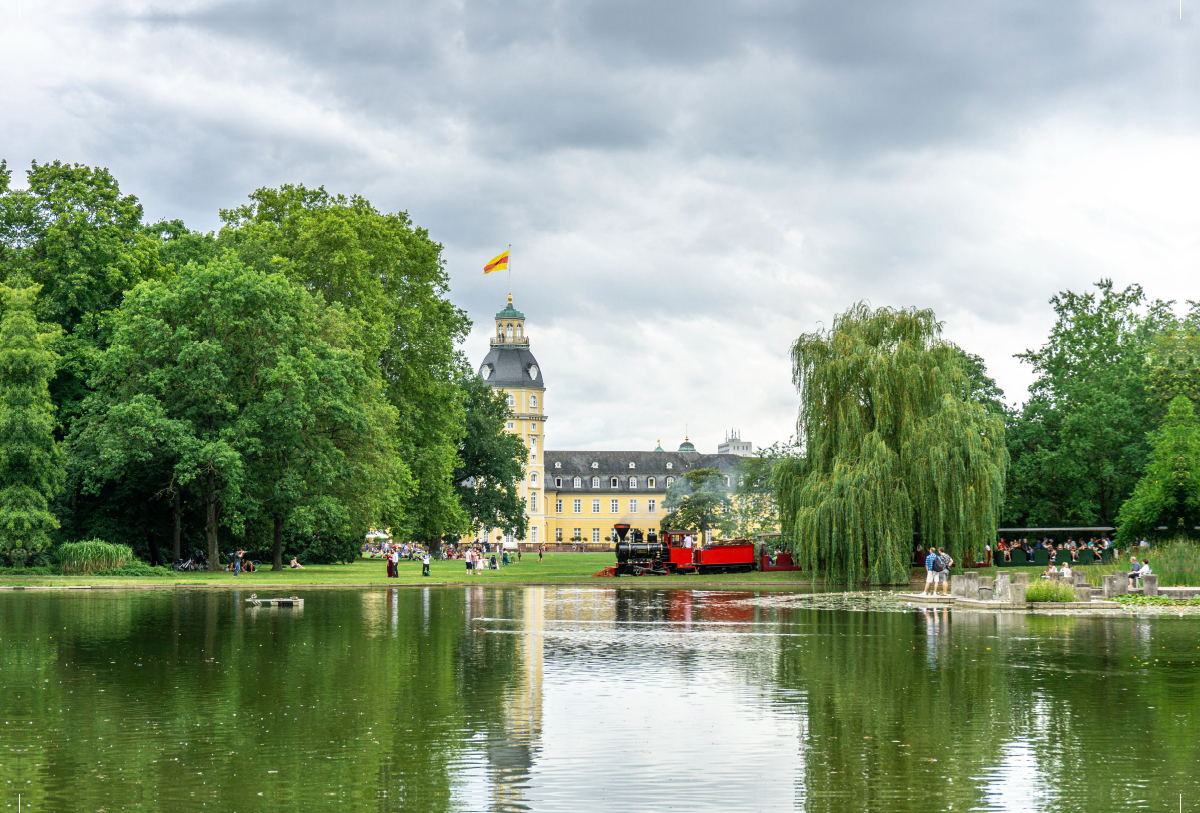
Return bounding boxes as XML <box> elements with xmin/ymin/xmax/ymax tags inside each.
<box><xmin>611</xmin><ymin>523</ymin><xmax>756</xmax><ymax>576</ymax></box>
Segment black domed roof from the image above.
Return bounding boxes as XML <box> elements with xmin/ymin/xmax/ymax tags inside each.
<box><xmin>479</xmin><ymin>345</ymin><xmax>544</xmax><ymax>389</ymax></box>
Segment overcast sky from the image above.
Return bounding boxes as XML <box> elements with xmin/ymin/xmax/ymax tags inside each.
<box><xmin>4</xmin><ymin>0</ymin><xmax>1197</xmax><ymax>452</ymax></box>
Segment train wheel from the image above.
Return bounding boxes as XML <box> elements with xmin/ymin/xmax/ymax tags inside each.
<box><xmin>632</xmin><ymin>565</ymin><xmax>644</xmax><ymax>576</ymax></box>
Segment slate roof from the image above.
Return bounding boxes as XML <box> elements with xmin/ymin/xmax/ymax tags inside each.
<box><xmin>544</xmin><ymin>450</ymin><xmax>740</xmax><ymax>493</ymax></box>
<box><xmin>479</xmin><ymin>345</ymin><xmax>544</xmax><ymax>390</ymax></box>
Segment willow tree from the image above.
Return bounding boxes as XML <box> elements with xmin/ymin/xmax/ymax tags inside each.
<box><xmin>777</xmin><ymin>303</ymin><xmax>1007</xmax><ymax>584</ymax></box>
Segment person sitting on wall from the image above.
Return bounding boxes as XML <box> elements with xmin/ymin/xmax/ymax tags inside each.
<box><xmin>1060</xmin><ymin>562</ymin><xmax>1073</xmax><ymax>580</ymax></box>
<box><xmin>1042</xmin><ymin>563</ymin><xmax>1058</xmax><ymax>579</ymax></box>
<box><xmin>1127</xmin><ymin>558</ymin><xmax>1140</xmax><ymax>589</ymax></box>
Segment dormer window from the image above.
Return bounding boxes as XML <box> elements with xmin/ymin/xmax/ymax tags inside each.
<box><xmin>554</xmin><ymin>462</ymin><xmax>561</xmax><ymax>468</ymax></box>
<box><xmin>666</xmin><ymin>462</ymin><xmax>673</xmax><ymax>469</ymax></box>
<box><xmin>610</xmin><ymin>477</ymin><xmax>618</xmax><ymax>488</ymax></box>
<box><xmin>573</xmin><ymin>477</ymin><xmax>581</xmax><ymax>488</ymax></box>
<box><xmin>648</xmin><ymin>477</ymin><xmax>656</xmax><ymax>488</ymax></box>
<box><xmin>555</xmin><ymin>476</ymin><xmax>562</xmax><ymax>488</ymax></box>
<box><xmin>628</xmin><ymin>462</ymin><xmax>635</xmax><ymax>469</ymax></box>
<box><xmin>629</xmin><ymin>477</ymin><xmax>637</xmax><ymax>489</ymax></box>
<box><xmin>666</xmin><ymin>476</ymin><xmax>675</xmax><ymax>487</ymax></box>
<box><xmin>591</xmin><ymin>462</ymin><xmax>598</xmax><ymax>469</ymax></box>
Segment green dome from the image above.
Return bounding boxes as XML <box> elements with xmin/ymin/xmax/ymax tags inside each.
<box><xmin>678</xmin><ymin>437</ymin><xmax>696</xmax><ymax>453</ymax></box>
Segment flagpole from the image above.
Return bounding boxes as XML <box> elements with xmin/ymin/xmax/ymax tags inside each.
<box><xmin>507</xmin><ymin>243</ymin><xmax>512</xmax><ymax>301</ymax></box>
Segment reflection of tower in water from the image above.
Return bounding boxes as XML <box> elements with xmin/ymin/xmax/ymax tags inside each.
<box><xmin>489</xmin><ymin>587</ymin><xmax>544</xmax><ymax>812</ymax></box>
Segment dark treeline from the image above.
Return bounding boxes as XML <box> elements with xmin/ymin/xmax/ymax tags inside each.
<box><xmin>0</xmin><ymin>160</ymin><xmax>528</xmax><ymax>570</ymax></box>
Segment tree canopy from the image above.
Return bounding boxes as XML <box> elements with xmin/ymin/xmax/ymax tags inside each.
<box><xmin>662</xmin><ymin>468</ymin><xmax>733</xmax><ymax>540</ymax></box>
<box><xmin>0</xmin><ymin>283</ymin><xmax>64</xmax><ymax>553</ymax></box>
<box><xmin>1115</xmin><ymin>395</ymin><xmax>1200</xmax><ymax>543</ymax></box>
<box><xmin>777</xmin><ymin>303</ymin><xmax>1007</xmax><ymax>584</ymax></box>
<box><xmin>452</xmin><ymin>374</ymin><xmax>528</xmax><ymax>543</ymax></box>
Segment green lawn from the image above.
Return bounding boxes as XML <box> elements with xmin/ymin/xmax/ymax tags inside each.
<box><xmin>0</xmin><ymin>552</ymin><xmax>815</xmax><ymax>588</ymax></box>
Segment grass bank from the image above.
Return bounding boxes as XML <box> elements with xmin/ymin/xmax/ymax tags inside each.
<box><xmin>1081</xmin><ymin>540</ymin><xmax>1200</xmax><ymax>588</ymax></box>
<box><xmin>0</xmin><ymin>552</ymin><xmax>815</xmax><ymax>588</ymax></box>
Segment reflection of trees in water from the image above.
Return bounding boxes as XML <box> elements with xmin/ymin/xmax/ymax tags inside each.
<box><xmin>0</xmin><ymin>588</ymin><xmax>526</xmax><ymax>813</ymax></box>
<box><xmin>776</xmin><ymin>608</ymin><xmax>1200</xmax><ymax>812</ymax></box>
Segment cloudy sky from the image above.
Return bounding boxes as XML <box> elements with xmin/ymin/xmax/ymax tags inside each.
<box><xmin>4</xmin><ymin>0</ymin><xmax>1197</xmax><ymax>452</ymax></box>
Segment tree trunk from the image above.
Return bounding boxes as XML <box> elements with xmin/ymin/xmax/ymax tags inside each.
<box><xmin>204</xmin><ymin>471</ymin><xmax>220</xmax><ymax>571</ymax></box>
<box><xmin>272</xmin><ymin>514</ymin><xmax>284</xmax><ymax>571</ymax></box>
<box><xmin>172</xmin><ymin>488</ymin><xmax>182</xmax><ymax>562</ymax></box>
<box><xmin>147</xmin><ymin>531</ymin><xmax>161</xmax><ymax>566</ymax></box>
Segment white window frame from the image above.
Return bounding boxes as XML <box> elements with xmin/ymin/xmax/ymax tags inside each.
<box><xmin>530</xmin><ymin>493</ymin><xmax>538</xmax><ymax>512</ymax></box>
<box><xmin>628</xmin><ymin>462</ymin><xmax>636</xmax><ymax>469</ymax></box>
<box><xmin>629</xmin><ymin>499</ymin><xmax>638</xmax><ymax>514</ymax></box>
<box><xmin>530</xmin><ymin>395</ymin><xmax>538</xmax><ymax>409</ymax></box>
<box><xmin>629</xmin><ymin>477</ymin><xmax>637</xmax><ymax>489</ymax></box>
<box><xmin>507</xmin><ymin>394</ymin><xmax>515</xmax><ymax>407</ymax></box>
<box><xmin>592</xmin><ymin>476</ymin><xmax>600</xmax><ymax>488</ymax></box>
<box><xmin>530</xmin><ymin>472</ymin><xmax>538</xmax><ymax>486</ymax></box>
<box><xmin>648</xmin><ymin>477</ymin><xmax>656</xmax><ymax>488</ymax></box>
<box><xmin>592</xmin><ymin>528</ymin><xmax>600</xmax><ymax>543</ymax></box>
<box><xmin>531</xmin><ymin>527</ymin><xmax>538</xmax><ymax>544</ymax></box>
<box><xmin>555</xmin><ymin>528</ymin><xmax>563</xmax><ymax>542</ymax></box>
<box><xmin>573</xmin><ymin>477</ymin><xmax>581</xmax><ymax>488</ymax></box>
<box><xmin>556</xmin><ymin>499</ymin><xmax>563</xmax><ymax>514</ymax></box>
<box><xmin>573</xmin><ymin>499</ymin><xmax>582</xmax><ymax>513</ymax></box>
<box><xmin>555</xmin><ymin>476</ymin><xmax>562</xmax><ymax>488</ymax></box>
<box><xmin>610</xmin><ymin>499</ymin><xmax>619</xmax><ymax>513</ymax></box>
<box><xmin>610</xmin><ymin>476</ymin><xmax>619</xmax><ymax>488</ymax></box>
<box><xmin>666</xmin><ymin>476</ymin><xmax>675</xmax><ymax>487</ymax></box>
<box><xmin>592</xmin><ymin>499</ymin><xmax>601</xmax><ymax>514</ymax></box>
<box><xmin>648</xmin><ymin>499</ymin><xmax>656</xmax><ymax>514</ymax></box>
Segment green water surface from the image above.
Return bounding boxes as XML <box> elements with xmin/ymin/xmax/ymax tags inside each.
<box><xmin>1</xmin><ymin>587</ymin><xmax>1198</xmax><ymax>812</ymax></box>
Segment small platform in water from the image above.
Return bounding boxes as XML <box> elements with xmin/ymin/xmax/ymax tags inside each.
<box><xmin>246</xmin><ymin>596</ymin><xmax>304</xmax><ymax>607</ymax></box>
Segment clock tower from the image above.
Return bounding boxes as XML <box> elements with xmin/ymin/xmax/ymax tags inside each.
<box><xmin>477</xmin><ymin>295</ymin><xmax>546</xmax><ymax>548</ymax></box>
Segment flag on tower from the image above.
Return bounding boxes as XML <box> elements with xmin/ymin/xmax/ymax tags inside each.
<box><xmin>483</xmin><ymin>250</ymin><xmax>509</xmax><ymax>274</ymax></box>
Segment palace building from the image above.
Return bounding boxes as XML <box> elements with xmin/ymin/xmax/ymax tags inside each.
<box><xmin>475</xmin><ymin>296</ymin><xmax>741</xmax><ymax>548</ymax></box>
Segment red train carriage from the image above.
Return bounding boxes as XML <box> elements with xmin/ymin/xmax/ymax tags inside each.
<box><xmin>611</xmin><ymin>524</ymin><xmax>756</xmax><ymax>576</ymax></box>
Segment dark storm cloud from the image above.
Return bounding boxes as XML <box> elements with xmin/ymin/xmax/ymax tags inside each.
<box><xmin>7</xmin><ymin>0</ymin><xmax>1196</xmax><ymax>448</ymax></box>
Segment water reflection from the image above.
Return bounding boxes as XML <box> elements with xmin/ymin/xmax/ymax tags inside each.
<box><xmin>1</xmin><ymin>587</ymin><xmax>1198</xmax><ymax>812</ymax></box>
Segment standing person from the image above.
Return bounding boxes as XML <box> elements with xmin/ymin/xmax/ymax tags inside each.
<box><xmin>921</xmin><ymin>546</ymin><xmax>939</xmax><ymax>596</ymax></box>
<box><xmin>232</xmin><ymin>549</ymin><xmax>245</xmax><ymax>577</ymax></box>
<box><xmin>538</xmin><ymin>544</ymin><xmax>544</xmax><ymax>563</ymax></box>
<box><xmin>937</xmin><ymin>547</ymin><xmax>954</xmax><ymax>595</ymax></box>
<box><xmin>421</xmin><ymin>549</ymin><xmax>431</xmax><ymax>577</ymax></box>
<box><xmin>516</xmin><ymin>547</ymin><xmax>522</xmax><ymax>563</ymax></box>
<box><xmin>389</xmin><ymin>547</ymin><xmax>400</xmax><ymax>579</ymax></box>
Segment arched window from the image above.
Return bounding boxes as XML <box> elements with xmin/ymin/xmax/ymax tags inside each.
<box><xmin>530</xmin><ymin>472</ymin><xmax>538</xmax><ymax>486</ymax></box>
<box><xmin>591</xmin><ymin>476</ymin><xmax>600</xmax><ymax>488</ymax></box>
<box><xmin>530</xmin><ymin>493</ymin><xmax>538</xmax><ymax>512</ymax></box>
<box><xmin>506</xmin><ymin>324</ymin><xmax>514</xmax><ymax>339</ymax></box>
<box><xmin>629</xmin><ymin>477</ymin><xmax>637</xmax><ymax>489</ymax></box>
<box><xmin>610</xmin><ymin>477</ymin><xmax>618</xmax><ymax>488</ymax></box>
<box><xmin>555</xmin><ymin>477</ymin><xmax>562</xmax><ymax>488</ymax></box>
<box><xmin>506</xmin><ymin>394</ymin><xmax>515</xmax><ymax>408</ymax></box>
<box><xmin>517</xmin><ymin>324</ymin><xmax>523</xmax><ymax>338</ymax></box>
<box><xmin>648</xmin><ymin>477</ymin><xmax>656</xmax><ymax>488</ymax></box>
<box><xmin>666</xmin><ymin>476</ymin><xmax>675</xmax><ymax>487</ymax></box>
<box><xmin>530</xmin><ymin>395</ymin><xmax>538</xmax><ymax>409</ymax></box>
<box><xmin>573</xmin><ymin>477</ymin><xmax>581</xmax><ymax>488</ymax></box>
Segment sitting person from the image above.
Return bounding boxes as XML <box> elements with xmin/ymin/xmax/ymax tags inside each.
<box><xmin>289</xmin><ymin>557</ymin><xmax>304</xmax><ymax>569</ymax></box>
<box><xmin>1127</xmin><ymin>558</ymin><xmax>1140</xmax><ymax>588</ymax></box>
<box><xmin>1001</xmin><ymin>541</ymin><xmax>1012</xmax><ymax>562</ymax></box>
<box><xmin>1043</xmin><ymin>563</ymin><xmax>1059</xmax><ymax>579</ymax></box>
<box><xmin>1060</xmin><ymin>562</ymin><xmax>1073</xmax><ymax>580</ymax></box>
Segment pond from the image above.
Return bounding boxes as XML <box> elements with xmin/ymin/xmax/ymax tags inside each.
<box><xmin>1</xmin><ymin>586</ymin><xmax>1198</xmax><ymax>812</ymax></box>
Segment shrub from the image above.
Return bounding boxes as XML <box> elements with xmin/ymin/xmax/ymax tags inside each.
<box><xmin>1025</xmin><ymin>581</ymin><xmax>1077</xmax><ymax>602</ymax></box>
<box><xmin>59</xmin><ymin>540</ymin><xmax>134</xmax><ymax>575</ymax></box>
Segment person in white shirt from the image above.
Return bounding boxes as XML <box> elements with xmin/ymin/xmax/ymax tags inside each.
<box><xmin>1060</xmin><ymin>562</ymin><xmax>1073</xmax><ymax>580</ymax></box>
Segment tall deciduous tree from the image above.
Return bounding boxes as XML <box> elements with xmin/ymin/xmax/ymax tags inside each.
<box><xmin>1004</xmin><ymin>281</ymin><xmax>1175</xmax><ymax>527</ymax></box>
<box><xmin>777</xmin><ymin>303</ymin><xmax>1007</xmax><ymax>584</ymax></box>
<box><xmin>216</xmin><ymin>185</ymin><xmax>470</xmax><ymax>543</ymax></box>
<box><xmin>84</xmin><ymin>255</ymin><xmax>406</xmax><ymax>569</ymax></box>
<box><xmin>0</xmin><ymin>284</ymin><xmax>64</xmax><ymax>552</ymax></box>
<box><xmin>1115</xmin><ymin>395</ymin><xmax>1200</xmax><ymax>543</ymax></box>
<box><xmin>662</xmin><ymin>468</ymin><xmax>733</xmax><ymax>540</ymax></box>
<box><xmin>453</xmin><ymin>374</ymin><xmax>528</xmax><ymax>543</ymax></box>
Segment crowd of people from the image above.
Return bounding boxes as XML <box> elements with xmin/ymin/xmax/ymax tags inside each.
<box><xmin>993</xmin><ymin>536</ymin><xmax>1137</xmax><ymax>563</ymax></box>
<box><xmin>363</xmin><ymin>540</ymin><xmax>552</xmax><ymax>578</ymax></box>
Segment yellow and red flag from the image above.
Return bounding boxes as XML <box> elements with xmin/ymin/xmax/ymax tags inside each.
<box><xmin>483</xmin><ymin>250</ymin><xmax>509</xmax><ymax>274</ymax></box>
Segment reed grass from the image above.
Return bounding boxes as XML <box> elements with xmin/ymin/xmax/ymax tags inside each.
<box><xmin>59</xmin><ymin>540</ymin><xmax>134</xmax><ymax>575</ymax></box>
<box><xmin>1081</xmin><ymin>537</ymin><xmax>1200</xmax><ymax>587</ymax></box>
<box><xmin>1025</xmin><ymin>581</ymin><xmax>1078</xmax><ymax>602</ymax></box>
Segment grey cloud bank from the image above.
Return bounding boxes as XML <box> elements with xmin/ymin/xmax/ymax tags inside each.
<box><xmin>4</xmin><ymin>0</ymin><xmax>1197</xmax><ymax>450</ymax></box>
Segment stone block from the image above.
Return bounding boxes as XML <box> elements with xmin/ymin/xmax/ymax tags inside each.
<box><xmin>978</xmin><ymin>586</ymin><xmax>994</xmax><ymax>600</ymax></box>
<box><xmin>1074</xmin><ymin>586</ymin><xmax>1091</xmax><ymax>602</ymax></box>
<box><xmin>1012</xmin><ymin>571</ymin><xmax>1031</xmax><ymax>587</ymax></box>
<box><xmin>1103</xmin><ymin>574</ymin><xmax>1127</xmax><ymax>598</ymax></box>
<box><xmin>994</xmin><ymin>572</ymin><xmax>1012</xmax><ymax>601</ymax></box>
<box><xmin>1141</xmin><ymin>574</ymin><xmax>1158</xmax><ymax>597</ymax></box>
<box><xmin>1010</xmin><ymin>583</ymin><xmax>1026</xmax><ymax>605</ymax></box>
